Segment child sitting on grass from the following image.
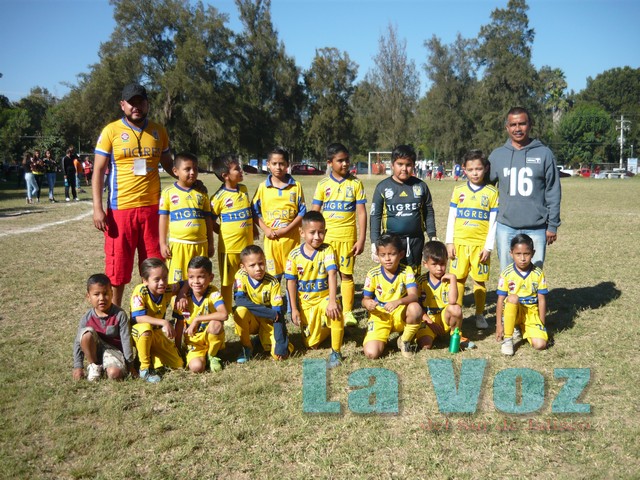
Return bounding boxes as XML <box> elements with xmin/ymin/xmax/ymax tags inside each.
<box><xmin>73</xmin><ymin>274</ymin><xmax>136</xmax><ymax>381</ymax></box>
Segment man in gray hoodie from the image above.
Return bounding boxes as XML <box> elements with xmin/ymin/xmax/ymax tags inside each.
<box><xmin>489</xmin><ymin>107</ymin><xmax>561</xmax><ymax>271</ymax></box>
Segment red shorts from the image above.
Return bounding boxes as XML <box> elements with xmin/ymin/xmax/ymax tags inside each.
<box><xmin>104</xmin><ymin>205</ymin><xmax>162</xmax><ymax>286</ymax></box>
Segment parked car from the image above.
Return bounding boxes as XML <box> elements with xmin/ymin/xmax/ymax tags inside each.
<box><xmin>291</xmin><ymin>164</ymin><xmax>325</xmax><ymax>175</ymax></box>
<box><xmin>349</xmin><ymin>161</ymin><xmax>369</xmax><ymax>175</ymax></box>
<box><xmin>557</xmin><ymin>166</ymin><xmax>572</xmax><ymax>178</ymax></box>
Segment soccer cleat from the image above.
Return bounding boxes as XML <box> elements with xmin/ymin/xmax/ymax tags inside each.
<box><xmin>139</xmin><ymin>369</ymin><xmax>162</xmax><ymax>383</ymax></box>
<box><xmin>87</xmin><ymin>363</ymin><xmax>103</xmax><ymax>381</ymax></box>
<box><xmin>327</xmin><ymin>349</ymin><xmax>343</xmax><ymax>369</ymax></box>
<box><xmin>475</xmin><ymin>314</ymin><xmax>489</xmax><ymax>329</ymax></box>
<box><xmin>236</xmin><ymin>346</ymin><xmax>252</xmax><ymax>364</ymax></box>
<box><xmin>397</xmin><ymin>336</ymin><xmax>413</xmax><ymax>358</ymax></box>
<box><xmin>344</xmin><ymin>311</ymin><xmax>358</xmax><ymax>327</ymax></box>
<box><xmin>208</xmin><ymin>355</ymin><xmax>223</xmax><ymax>372</ymax></box>
<box><xmin>512</xmin><ymin>327</ymin><xmax>522</xmax><ymax>344</ymax></box>
<box><xmin>501</xmin><ymin>338</ymin><xmax>514</xmax><ymax>356</ymax></box>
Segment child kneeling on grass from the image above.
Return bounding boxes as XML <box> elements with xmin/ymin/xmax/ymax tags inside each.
<box><xmin>233</xmin><ymin>245</ymin><xmax>293</xmax><ymax>363</ymax></box>
<box><xmin>181</xmin><ymin>256</ymin><xmax>228</xmax><ymax>373</ymax></box>
<box><xmin>73</xmin><ymin>274</ymin><xmax>136</xmax><ymax>381</ymax></box>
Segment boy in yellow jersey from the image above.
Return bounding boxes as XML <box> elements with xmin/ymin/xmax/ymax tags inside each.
<box><xmin>445</xmin><ymin>150</ymin><xmax>499</xmax><ymax>329</ymax></box>
<box><xmin>495</xmin><ymin>234</ymin><xmax>548</xmax><ymax>356</ymax></box>
<box><xmin>130</xmin><ymin>258</ymin><xmax>185</xmax><ymax>382</ymax></box>
<box><xmin>285</xmin><ymin>211</ymin><xmax>344</xmax><ymax>368</ymax></box>
<box><xmin>311</xmin><ymin>143</ymin><xmax>367</xmax><ymax>328</ymax></box>
<box><xmin>233</xmin><ymin>245</ymin><xmax>293</xmax><ymax>363</ymax></box>
<box><xmin>416</xmin><ymin>241</ymin><xmax>465</xmax><ymax>350</ymax></box>
<box><xmin>253</xmin><ymin>147</ymin><xmax>306</xmax><ymax>312</ymax></box>
<box><xmin>180</xmin><ymin>256</ymin><xmax>228</xmax><ymax>373</ymax></box>
<box><xmin>159</xmin><ymin>152</ymin><xmax>214</xmax><ymax>283</ymax></box>
<box><xmin>210</xmin><ymin>154</ymin><xmax>255</xmax><ymax>315</ymax></box>
<box><xmin>362</xmin><ymin>234</ymin><xmax>423</xmax><ymax>359</ymax></box>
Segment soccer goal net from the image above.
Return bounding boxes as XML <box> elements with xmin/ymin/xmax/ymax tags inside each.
<box><xmin>367</xmin><ymin>151</ymin><xmax>392</xmax><ymax>175</ymax></box>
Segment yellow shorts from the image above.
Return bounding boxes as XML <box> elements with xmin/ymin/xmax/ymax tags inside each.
<box><xmin>264</xmin><ymin>236</ymin><xmax>298</xmax><ymax>276</ymax></box>
<box><xmin>299</xmin><ymin>298</ymin><xmax>343</xmax><ymax>348</ymax></box>
<box><xmin>234</xmin><ymin>307</ymin><xmax>293</xmax><ymax>359</ymax></box>
<box><xmin>131</xmin><ymin>323</ymin><xmax>184</xmax><ymax>369</ymax></box>
<box><xmin>515</xmin><ymin>304</ymin><xmax>549</xmax><ymax>343</ymax></box>
<box><xmin>218</xmin><ymin>251</ymin><xmax>242</xmax><ymax>286</ymax></box>
<box><xmin>184</xmin><ymin>328</ymin><xmax>226</xmax><ymax>363</ymax></box>
<box><xmin>166</xmin><ymin>241</ymin><xmax>208</xmax><ymax>282</ymax></box>
<box><xmin>363</xmin><ymin>305</ymin><xmax>407</xmax><ymax>345</ymax></box>
<box><xmin>449</xmin><ymin>243</ymin><xmax>490</xmax><ymax>283</ymax></box>
<box><xmin>415</xmin><ymin>309</ymin><xmax>452</xmax><ymax>341</ymax></box>
<box><xmin>327</xmin><ymin>240</ymin><xmax>356</xmax><ymax>275</ymax></box>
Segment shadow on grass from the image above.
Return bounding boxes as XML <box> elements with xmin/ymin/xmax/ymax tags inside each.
<box><xmin>0</xmin><ymin>207</ymin><xmax>48</xmax><ymax>218</ymax></box>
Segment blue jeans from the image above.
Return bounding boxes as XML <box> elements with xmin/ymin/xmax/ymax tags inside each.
<box><xmin>496</xmin><ymin>223</ymin><xmax>547</xmax><ymax>272</ymax></box>
<box><xmin>24</xmin><ymin>172</ymin><xmax>38</xmax><ymax>200</ymax></box>
<box><xmin>46</xmin><ymin>172</ymin><xmax>56</xmax><ymax>199</ymax></box>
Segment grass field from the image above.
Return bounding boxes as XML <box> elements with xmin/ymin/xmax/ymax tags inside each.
<box><xmin>0</xmin><ymin>172</ymin><xmax>638</xmax><ymax>479</ymax></box>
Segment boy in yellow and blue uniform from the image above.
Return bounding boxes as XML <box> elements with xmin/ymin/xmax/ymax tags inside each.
<box><xmin>210</xmin><ymin>154</ymin><xmax>255</xmax><ymax>314</ymax></box>
<box><xmin>234</xmin><ymin>245</ymin><xmax>293</xmax><ymax>363</ymax></box>
<box><xmin>180</xmin><ymin>256</ymin><xmax>228</xmax><ymax>373</ymax></box>
<box><xmin>286</xmin><ymin>211</ymin><xmax>343</xmax><ymax>368</ymax></box>
<box><xmin>159</xmin><ymin>152</ymin><xmax>214</xmax><ymax>283</ymax></box>
<box><xmin>495</xmin><ymin>234</ymin><xmax>548</xmax><ymax>356</ymax></box>
<box><xmin>312</xmin><ymin>143</ymin><xmax>367</xmax><ymax>327</ymax></box>
<box><xmin>362</xmin><ymin>234</ymin><xmax>423</xmax><ymax>359</ymax></box>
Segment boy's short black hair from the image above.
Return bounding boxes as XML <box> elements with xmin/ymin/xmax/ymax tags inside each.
<box><xmin>510</xmin><ymin>233</ymin><xmax>534</xmax><ymax>251</ymax></box>
<box><xmin>392</xmin><ymin>144</ymin><xmax>417</xmax><ymax>163</ymax></box>
<box><xmin>422</xmin><ymin>240</ymin><xmax>448</xmax><ymax>263</ymax></box>
<box><xmin>212</xmin><ymin>154</ymin><xmax>240</xmax><ymax>182</ymax></box>
<box><xmin>87</xmin><ymin>273</ymin><xmax>111</xmax><ymax>291</ymax></box>
<box><xmin>301</xmin><ymin>210</ymin><xmax>325</xmax><ymax>228</ymax></box>
<box><xmin>463</xmin><ymin>149</ymin><xmax>488</xmax><ymax>168</ymax></box>
<box><xmin>240</xmin><ymin>245</ymin><xmax>265</xmax><ymax>261</ymax></box>
<box><xmin>375</xmin><ymin>233</ymin><xmax>404</xmax><ymax>253</ymax></box>
<box><xmin>326</xmin><ymin>143</ymin><xmax>349</xmax><ymax>161</ymax></box>
<box><xmin>140</xmin><ymin>257</ymin><xmax>168</xmax><ymax>280</ymax></box>
<box><xmin>174</xmin><ymin>152</ymin><xmax>198</xmax><ymax>168</ymax></box>
<box><xmin>188</xmin><ymin>256</ymin><xmax>213</xmax><ymax>274</ymax></box>
<box><xmin>268</xmin><ymin>147</ymin><xmax>290</xmax><ymax>163</ymax></box>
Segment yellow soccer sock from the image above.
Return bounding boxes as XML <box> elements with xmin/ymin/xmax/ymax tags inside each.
<box><xmin>331</xmin><ymin>319</ymin><xmax>344</xmax><ymax>353</ymax></box>
<box><xmin>456</xmin><ymin>281</ymin><xmax>465</xmax><ymax>307</ymax></box>
<box><xmin>474</xmin><ymin>284</ymin><xmax>487</xmax><ymax>316</ymax></box>
<box><xmin>221</xmin><ymin>284</ymin><xmax>233</xmax><ymax>315</ymax></box>
<box><xmin>233</xmin><ymin>311</ymin><xmax>252</xmax><ymax>347</ymax></box>
<box><xmin>341</xmin><ymin>278</ymin><xmax>355</xmax><ymax>313</ymax></box>
<box><xmin>401</xmin><ymin>323</ymin><xmax>420</xmax><ymax>343</ymax></box>
<box><xmin>207</xmin><ymin>333</ymin><xmax>225</xmax><ymax>357</ymax></box>
<box><xmin>137</xmin><ymin>333</ymin><xmax>152</xmax><ymax>371</ymax></box>
<box><xmin>503</xmin><ymin>301</ymin><xmax>518</xmax><ymax>338</ymax></box>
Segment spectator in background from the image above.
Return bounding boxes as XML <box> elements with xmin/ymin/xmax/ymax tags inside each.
<box><xmin>23</xmin><ymin>152</ymin><xmax>38</xmax><ymax>204</ymax></box>
<box><xmin>83</xmin><ymin>156</ymin><xmax>93</xmax><ymax>186</ymax></box>
<box><xmin>74</xmin><ymin>155</ymin><xmax>86</xmax><ymax>193</ymax></box>
<box><xmin>62</xmin><ymin>147</ymin><xmax>79</xmax><ymax>202</ymax></box>
<box><xmin>43</xmin><ymin>149</ymin><xmax>58</xmax><ymax>203</ymax></box>
<box><xmin>31</xmin><ymin>150</ymin><xmax>46</xmax><ymax>202</ymax></box>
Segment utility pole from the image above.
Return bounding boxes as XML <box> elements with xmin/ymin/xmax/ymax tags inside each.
<box><xmin>616</xmin><ymin>115</ymin><xmax>631</xmax><ymax>170</ymax></box>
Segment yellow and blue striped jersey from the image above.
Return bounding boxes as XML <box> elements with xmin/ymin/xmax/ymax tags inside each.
<box><xmin>130</xmin><ymin>282</ymin><xmax>182</xmax><ymax>323</ymax></box>
<box><xmin>183</xmin><ymin>285</ymin><xmax>225</xmax><ymax>333</ymax></box>
<box><xmin>234</xmin><ymin>270</ymin><xmax>283</xmax><ymax>312</ymax></box>
<box><xmin>417</xmin><ymin>274</ymin><xmax>450</xmax><ymax>316</ymax></box>
<box><xmin>497</xmin><ymin>264</ymin><xmax>548</xmax><ymax>305</ymax></box>
<box><xmin>363</xmin><ymin>264</ymin><xmax>417</xmax><ymax>306</ymax></box>
<box><xmin>210</xmin><ymin>184</ymin><xmax>254</xmax><ymax>253</ymax></box>
<box><xmin>285</xmin><ymin>243</ymin><xmax>337</xmax><ymax>307</ymax></box>
<box><xmin>252</xmin><ymin>175</ymin><xmax>306</xmax><ymax>240</ymax></box>
<box><xmin>159</xmin><ymin>183</ymin><xmax>212</xmax><ymax>243</ymax></box>
<box><xmin>449</xmin><ymin>182</ymin><xmax>499</xmax><ymax>246</ymax></box>
<box><xmin>312</xmin><ymin>173</ymin><xmax>366</xmax><ymax>242</ymax></box>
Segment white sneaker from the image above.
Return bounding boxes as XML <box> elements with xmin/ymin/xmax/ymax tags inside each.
<box><xmin>501</xmin><ymin>338</ymin><xmax>514</xmax><ymax>356</ymax></box>
<box><xmin>475</xmin><ymin>314</ymin><xmax>489</xmax><ymax>329</ymax></box>
<box><xmin>512</xmin><ymin>328</ymin><xmax>522</xmax><ymax>344</ymax></box>
<box><xmin>65</xmin><ymin>197</ymin><xmax>70</xmax><ymax>202</ymax></box>
<box><xmin>87</xmin><ymin>363</ymin><xmax>103</xmax><ymax>381</ymax></box>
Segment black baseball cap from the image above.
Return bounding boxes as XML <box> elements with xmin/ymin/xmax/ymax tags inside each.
<box><xmin>122</xmin><ymin>83</ymin><xmax>148</xmax><ymax>102</ymax></box>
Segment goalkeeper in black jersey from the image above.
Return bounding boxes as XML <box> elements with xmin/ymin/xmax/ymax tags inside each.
<box><xmin>370</xmin><ymin>145</ymin><xmax>437</xmax><ymax>269</ymax></box>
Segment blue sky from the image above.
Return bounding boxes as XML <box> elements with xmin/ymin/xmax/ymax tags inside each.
<box><xmin>1</xmin><ymin>0</ymin><xmax>638</xmax><ymax>102</ymax></box>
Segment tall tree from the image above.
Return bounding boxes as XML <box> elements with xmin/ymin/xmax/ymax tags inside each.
<box><xmin>303</xmin><ymin>48</ymin><xmax>358</xmax><ymax>159</ymax></box>
<box><xmin>537</xmin><ymin>66</ymin><xmax>569</xmax><ymax>132</ymax></box>
<box><xmin>366</xmin><ymin>24</ymin><xmax>420</xmax><ymax>149</ymax></box>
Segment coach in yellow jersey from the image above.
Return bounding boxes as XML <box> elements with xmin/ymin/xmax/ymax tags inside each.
<box><xmin>92</xmin><ymin>84</ymin><xmax>175</xmax><ymax>307</ymax></box>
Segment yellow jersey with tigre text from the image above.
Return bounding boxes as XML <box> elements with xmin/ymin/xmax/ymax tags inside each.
<box><xmin>363</xmin><ymin>265</ymin><xmax>417</xmax><ymax>306</ymax></box>
<box><xmin>130</xmin><ymin>282</ymin><xmax>182</xmax><ymax>323</ymax></box>
<box><xmin>312</xmin><ymin>173</ymin><xmax>367</xmax><ymax>242</ymax></box>
<box><xmin>449</xmin><ymin>182</ymin><xmax>499</xmax><ymax>246</ymax></box>
<box><xmin>497</xmin><ymin>264</ymin><xmax>548</xmax><ymax>305</ymax></box>
<box><xmin>417</xmin><ymin>274</ymin><xmax>450</xmax><ymax>316</ymax></box>
<box><xmin>210</xmin><ymin>184</ymin><xmax>254</xmax><ymax>253</ymax></box>
<box><xmin>94</xmin><ymin>117</ymin><xmax>170</xmax><ymax>210</ymax></box>
<box><xmin>284</xmin><ymin>243</ymin><xmax>337</xmax><ymax>308</ymax></box>
<box><xmin>233</xmin><ymin>270</ymin><xmax>283</xmax><ymax>313</ymax></box>
<box><xmin>159</xmin><ymin>183</ymin><xmax>212</xmax><ymax>244</ymax></box>
<box><xmin>182</xmin><ymin>285</ymin><xmax>225</xmax><ymax>333</ymax></box>
<box><xmin>252</xmin><ymin>175</ymin><xmax>306</xmax><ymax>240</ymax></box>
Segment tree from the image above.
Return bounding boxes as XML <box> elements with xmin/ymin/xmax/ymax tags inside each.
<box><xmin>537</xmin><ymin>66</ymin><xmax>569</xmax><ymax>131</ymax></box>
<box><xmin>366</xmin><ymin>23</ymin><xmax>420</xmax><ymax>148</ymax></box>
<box><xmin>555</xmin><ymin>104</ymin><xmax>615</xmax><ymax>166</ymax></box>
<box><xmin>303</xmin><ymin>48</ymin><xmax>358</xmax><ymax>159</ymax></box>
